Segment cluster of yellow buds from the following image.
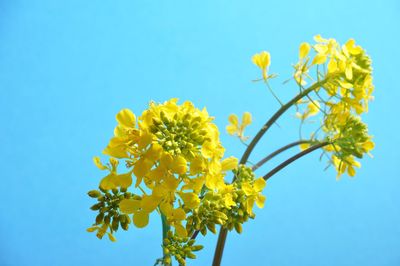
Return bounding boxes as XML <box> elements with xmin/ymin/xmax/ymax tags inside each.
<box><xmin>289</xmin><ymin>35</ymin><xmax>375</xmax><ymax>178</ymax></box>
<box><xmin>157</xmin><ymin>231</ymin><xmax>203</xmax><ymax>266</ymax></box>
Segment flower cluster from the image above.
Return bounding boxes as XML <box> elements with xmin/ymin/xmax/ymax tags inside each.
<box><xmin>87</xmin><ymin>36</ymin><xmax>375</xmax><ymax>266</ymax></box>
<box><xmin>290</xmin><ymin>35</ymin><xmax>375</xmax><ymax>178</ymax></box>
<box><xmin>185</xmin><ymin>165</ymin><xmax>266</xmax><ymax>236</ymax></box>
<box><xmin>87</xmin><ymin>99</ymin><xmax>266</xmax><ymax>265</ymax></box>
<box><xmin>86</xmin><ymin>187</ymin><xmax>132</xmax><ymax>241</ymax></box>
<box><xmin>158</xmin><ymin>231</ymin><xmax>203</xmax><ymax>266</ymax></box>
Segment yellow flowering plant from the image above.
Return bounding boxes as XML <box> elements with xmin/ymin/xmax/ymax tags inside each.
<box><xmin>87</xmin><ymin>35</ymin><xmax>374</xmax><ymax>266</ymax></box>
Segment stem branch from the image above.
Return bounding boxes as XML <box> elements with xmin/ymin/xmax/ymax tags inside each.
<box><xmin>252</xmin><ymin>140</ymin><xmax>311</xmax><ymax>171</ymax></box>
<box><xmin>212</xmin><ymin>79</ymin><xmax>328</xmax><ymax>266</ymax></box>
<box><xmin>263</xmin><ymin>142</ymin><xmax>330</xmax><ymax>180</ymax></box>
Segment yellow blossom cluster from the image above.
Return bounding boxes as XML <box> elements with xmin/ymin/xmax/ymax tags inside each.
<box><xmin>87</xmin><ymin>99</ymin><xmax>266</xmax><ymax>251</ymax></box>
<box><xmin>291</xmin><ymin>35</ymin><xmax>375</xmax><ymax>178</ymax></box>
<box><xmin>186</xmin><ymin>165</ymin><xmax>266</xmax><ymax>236</ymax></box>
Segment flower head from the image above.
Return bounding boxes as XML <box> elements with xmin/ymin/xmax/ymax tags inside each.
<box><xmin>252</xmin><ymin>51</ymin><xmax>271</xmax><ymax>80</ymax></box>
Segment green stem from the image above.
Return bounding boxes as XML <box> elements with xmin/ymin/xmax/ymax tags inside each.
<box><xmin>251</xmin><ymin>140</ymin><xmax>312</xmax><ymax>171</ymax></box>
<box><xmin>239</xmin><ymin>79</ymin><xmax>328</xmax><ymax>166</ymax></box>
<box><xmin>212</xmin><ymin>79</ymin><xmax>328</xmax><ymax>266</ymax></box>
<box><xmin>161</xmin><ymin>214</ymin><xmax>171</xmax><ymax>266</ymax></box>
<box><xmin>263</xmin><ymin>142</ymin><xmax>330</xmax><ymax>180</ymax></box>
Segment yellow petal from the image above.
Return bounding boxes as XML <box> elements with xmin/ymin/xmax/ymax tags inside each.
<box><xmin>201</xmin><ymin>141</ymin><xmax>215</xmax><ymax>159</ymax></box>
<box><xmin>172</xmin><ymin>208</ymin><xmax>186</xmax><ymax>221</ymax></box>
<box><xmin>100</xmin><ymin>173</ymin><xmax>118</xmax><ymax>190</ymax></box>
<box><xmin>133</xmin><ymin>158</ymin><xmax>153</xmax><ymax>178</ymax></box>
<box><xmin>246</xmin><ymin>198</ymin><xmax>255</xmax><ymax>215</ymax></box>
<box><xmin>299</xmin><ymin>42</ymin><xmax>311</xmax><ymax>59</ymax></box>
<box><xmin>327</xmin><ymin>59</ymin><xmax>337</xmax><ymax>73</ymax></box>
<box><xmin>228</xmin><ymin>114</ymin><xmax>239</xmax><ymax>126</ymax></box>
<box><xmin>221</xmin><ymin>156</ymin><xmax>238</xmax><ymax>171</ymax></box>
<box><xmin>252</xmin><ymin>51</ymin><xmax>271</xmax><ymax>69</ymax></box>
<box><xmin>103</xmin><ymin>138</ymin><xmax>128</xmax><ymax>158</ymax></box>
<box><xmin>93</xmin><ymin>156</ymin><xmax>107</xmax><ymax>170</ymax></box>
<box><xmin>255</xmin><ymin>194</ymin><xmax>266</xmax><ymax>208</ymax></box>
<box><xmin>116</xmin><ymin>109</ymin><xmax>136</xmax><ymax>128</ymax></box>
<box><xmin>223</xmin><ymin>193</ymin><xmax>236</xmax><ymax>208</ymax></box>
<box><xmin>160</xmin><ymin>202</ymin><xmax>173</xmax><ymax>217</ymax></box>
<box><xmin>226</xmin><ymin>124</ymin><xmax>237</xmax><ymax>135</ymax></box>
<box><xmin>345</xmin><ymin>65</ymin><xmax>353</xmax><ymax>80</ymax></box>
<box><xmin>347</xmin><ymin>166</ymin><xmax>356</xmax><ymax>177</ymax></box>
<box><xmin>174</xmin><ymin>223</ymin><xmax>188</xmax><ymax>237</ymax></box>
<box><xmin>148</xmin><ymin>166</ymin><xmax>165</xmax><ymax>182</ymax></box>
<box><xmin>242</xmin><ymin>112</ymin><xmax>252</xmax><ymax>127</ymax></box>
<box><xmin>133</xmin><ymin>211</ymin><xmax>149</xmax><ymax>228</ymax></box>
<box><xmin>362</xmin><ymin>141</ymin><xmax>375</xmax><ymax>152</ymax></box>
<box><xmin>117</xmin><ymin>172</ymin><xmax>133</xmax><ymax>189</ymax></box>
<box><xmin>338</xmin><ymin>80</ymin><xmax>353</xmax><ymax>89</ymax></box>
<box><xmin>312</xmin><ymin>54</ymin><xmax>327</xmax><ymax>65</ymax></box>
<box><xmin>141</xmin><ymin>194</ymin><xmax>160</xmax><ymax>213</ymax></box>
<box><xmin>171</xmin><ymin>155</ymin><xmax>187</xmax><ymax>175</ymax></box>
<box><xmin>189</xmin><ymin>156</ymin><xmax>205</xmax><ymax>175</ymax></box>
<box><xmin>160</xmin><ymin>153</ymin><xmax>173</xmax><ymax>169</ymax></box>
<box><xmin>241</xmin><ymin>182</ymin><xmax>253</xmax><ymax>196</ymax></box>
<box><xmin>253</xmin><ymin>177</ymin><xmax>266</xmax><ymax>192</ymax></box>
<box><xmin>179</xmin><ymin>192</ymin><xmax>200</xmax><ymax>209</ymax></box>
<box><xmin>145</xmin><ymin>143</ymin><xmax>163</xmax><ymax>161</ymax></box>
<box><xmin>119</xmin><ymin>199</ymin><xmax>141</xmax><ymax>214</ymax></box>
<box><xmin>164</xmin><ymin>175</ymin><xmax>179</xmax><ymax>191</ymax></box>
<box><xmin>137</xmin><ymin>131</ymin><xmax>153</xmax><ymax>150</ymax></box>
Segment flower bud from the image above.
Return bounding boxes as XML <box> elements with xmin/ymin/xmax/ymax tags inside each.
<box><xmin>88</xmin><ymin>190</ymin><xmax>101</xmax><ymax>198</ymax></box>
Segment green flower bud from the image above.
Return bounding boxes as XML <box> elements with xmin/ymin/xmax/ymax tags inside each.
<box><xmin>112</xmin><ymin>216</ymin><xmax>120</xmax><ymax>231</ymax></box>
<box><xmin>104</xmin><ymin>215</ymin><xmax>111</xmax><ymax>225</ymax></box>
<box><xmin>234</xmin><ymin>223</ymin><xmax>243</xmax><ymax>234</ymax></box>
<box><xmin>95</xmin><ymin>213</ymin><xmax>104</xmax><ymax>224</ymax></box>
<box><xmin>191</xmin><ymin>245</ymin><xmax>203</xmax><ymax>252</ymax></box>
<box><xmin>187</xmin><ymin>253</ymin><xmax>196</xmax><ymax>259</ymax></box>
<box><xmin>88</xmin><ymin>190</ymin><xmax>102</xmax><ymax>198</ymax></box>
<box><xmin>90</xmin><ymin>202</ymin><xmax>103</xmax><ymax>211</ymax></box>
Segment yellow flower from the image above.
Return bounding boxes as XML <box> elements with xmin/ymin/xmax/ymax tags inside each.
<box><xmin>252</xmin><ymin>51</ymin><xmax>271</xmax><ymax>80</ymax></box>
<box><xmin>226</xmin><ymin>112</ymin><xmax>252</xmax><ymax>141</ymax></box>
<box><xmin>161</xmin><ymin>203</ymin><xmax>188</xmax><ymax>237</ymax></box>
<box><xmin>91</xmin><ymin>99</ymin><xmax>234</xmax><ymax>235</ymax></box>
<box><xmin>241</xmin><ymin>177</ymin><xmax>267</xmax><ymax>215</ymax></box>
<box><xmin>295</xmin><ymin>100</ymin><xmax>320</xmax><ymax>120</ymax></box>
<box><xmin>332</xmin><ymin>155</ymin><xmax>361</xmax><ymax>179</ymax></box>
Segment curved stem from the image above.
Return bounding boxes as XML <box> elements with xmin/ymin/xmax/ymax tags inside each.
<box><xmin>212</xmin><ymin>79</ymin><xmax>328</xmax><ymax>266</ymax></box>
<box><xmin>239</xmin><ymin>79</ymin><xmax>328</xmax><ymax>166</ymax></box>
<box><xmin>263</xmin><ymin>142</ymin><xmax>330</xmax><ymax>180</ymax></box>
<box><xmin>252</xmin><ymin>140</ymin><xmax>311</xmax><ymax>171</ymax></box>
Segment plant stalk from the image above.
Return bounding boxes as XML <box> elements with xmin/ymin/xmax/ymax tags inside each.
<box><xmin>252</xmin><ymin>140</ymin><xmax>311</xmax><ymax>171</ymax></box>
<box><xmin>263</xmin><ymin>142</ymin><xmax>330</xmax><ymax>180</ymax></box>
<box><xmin>212</xmin><ymin>79</ymin><xmax>328</xmax><ymax>266</ymax></box>
<box><xmin>161</xmin><ymin>214</ymin><xmax>171</xmax><ymax>266</ymax></box>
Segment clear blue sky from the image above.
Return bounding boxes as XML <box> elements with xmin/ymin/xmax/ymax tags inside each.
<box><xmin>1</xmin><ymin>1</ymin><xmax>399</xmax><ymax>265</ymax></box>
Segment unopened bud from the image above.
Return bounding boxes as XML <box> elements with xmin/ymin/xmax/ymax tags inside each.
<box><xmin>88</xmin><ymin>190</ymin><xmax>101</xmax><ymax>198</ymax></box>
<box><xmin>95</xmin><ymin>213</ymin><xmax>104</xmax><ymax>224</ymax></box>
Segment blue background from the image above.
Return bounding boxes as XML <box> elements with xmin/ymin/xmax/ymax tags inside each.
<box><xmin>1</xmin><ymin>1</ymin><xmax>399</xmax><ymax>265</ymax></box>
